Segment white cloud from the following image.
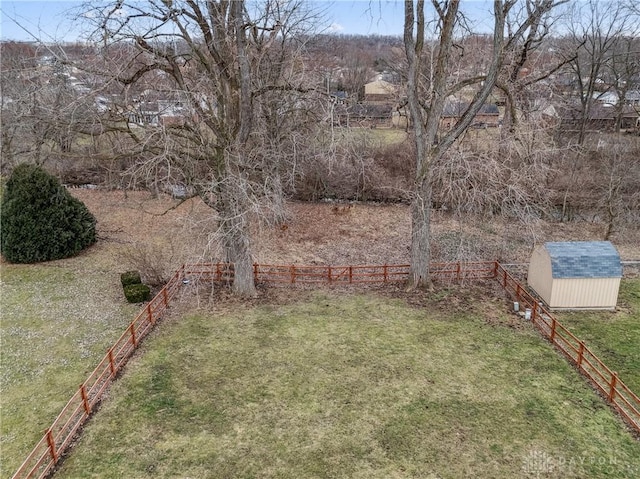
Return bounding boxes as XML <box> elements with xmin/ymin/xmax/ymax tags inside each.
<box><xmin>327</xmin><ymin>22</ymin><xmax>344</xmax><ymax>33</ymax></box>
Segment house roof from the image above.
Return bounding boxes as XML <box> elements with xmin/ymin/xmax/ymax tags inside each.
<box><xmin>559</xmin><ymin>104</ymin><xmax>639</xmax><ymax>121</ymax></box>
<box><xmin>364</xmin><ymin>79</ymin><xmax>397</xmax><ymax>95</ymax></box>
<box><xmin>442</xmin><ymin>100</ymin><xmax>499</xmax><ymax>117</ymax></box>
<box><xmin>625</xmin><ymin>90</ymin><xmax>640</xmax><ymax>102</ymax></box>
<box><xmin>544</xmin><ymin>241</ymin><xmax>622</xmax><ymax>279</ymax></box>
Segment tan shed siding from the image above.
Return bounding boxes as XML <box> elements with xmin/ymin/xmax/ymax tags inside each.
<box><xmin>527</xmin><ymin>246</ymin><xmax>553</xmax><ymax>304</ymax></box>
<box><xmin>549</xmin><ymin>278</ymin><xmax>620</xmax><ymax>309</ymax></box>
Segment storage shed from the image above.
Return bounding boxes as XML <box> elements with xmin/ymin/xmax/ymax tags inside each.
<box><xmin>527</xmin><ymin>241</ymin><xmax>622</xmax><ymax>310</ymax></box>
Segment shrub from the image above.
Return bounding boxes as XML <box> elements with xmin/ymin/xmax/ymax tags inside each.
<box><xmin>0</xmin><ymin>164</ymin><xmax>96</xmax><ymax>263</ymax></box>
<box><xmin>120</xmin><ymin>270</ymin><xmax>142</xmax><ymax>287</ymax></box>
<box><xmin>123</xmin><ymin>283</ymin><xmax>151</xmax><ymax>303</ymax></box>
<box><xmin>118</xmin><ymin>242</ymin><xmax>175</xmax><ymax>287</ymax></box>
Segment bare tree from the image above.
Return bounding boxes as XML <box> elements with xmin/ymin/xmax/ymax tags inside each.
<box><xmin>559</xmin><ymin>0</ymin><xmax>631</xmax><ymax>144</ymax></box>
<box><xmin>498</xmin><ymin>2</ymin><xmax>569</xmax><ymax>134</ymax></box>
<box><xmin>75</xmin><ymin>0</ymin><xmax>318</xmax><ymax>296</ymax></box>
<box><xmin>0</xmin><ymin>42</ymin><xmax>70</xmax><ymax>167</ymax></box>
<box><xmin>606</xmin><ymin>34</ymin><xmax>640</xmax><ymax>132</ymax></box>
<box><xmin>0</xmin><ymin>41</ymin><xmax>112</xmax><ymax>177</ymax></box>
<box><xmin>341</xmin><ymin>55</ymin><xmax>374</xmax><ymax>101</ymax></box>
<box><xmin>587</xmin><ymin>137</ymin><xmax>640</xmax><ymax>240</ymax></box>
<box><xmin>403</xmin><ymin>0</ymin><xmax>562</xmax><ymax>289</ymax></box>
<box><xmin>0</xmin><ymin>42</ymin><xmax>39</xmax><ymax>168</ymax></box>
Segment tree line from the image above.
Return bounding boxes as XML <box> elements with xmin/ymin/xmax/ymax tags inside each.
<box><xmin>1</xmin><ymin>0</ymin><xmax>638</xmax><ymax>295</ymax></box>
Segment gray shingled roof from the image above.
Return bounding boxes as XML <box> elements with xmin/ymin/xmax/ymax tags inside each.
<box><xmin>545</xmin><ymin>241</ymin><xmax>622</xmax><ymax>279</ymax></box>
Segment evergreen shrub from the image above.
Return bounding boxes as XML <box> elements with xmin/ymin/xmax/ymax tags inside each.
<box><xmin>123</xmin><ymin>283</ymin><xmax>151</xmax><ymax>303</ymax></box>
<box><xmin>120</xmin><ymin>270</ymin><xmax>142</xmax><ymax>287</ymax></box>
<box><xmin>0</xmin><ymin>164</ymin><xmax>96</xmax><ymax>263</ymax></box>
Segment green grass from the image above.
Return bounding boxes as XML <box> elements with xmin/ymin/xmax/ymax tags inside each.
<box><xmin>0</xmin><ymin>263</ymin><xmax>139</xmax><ymax>476</ymax></box>
<box><xmin>556</xmin><ymin>279</ymin><xmax>640</xmax><ymax>394</ymax></box>
<box><xmin>367</xmin><ymin>128</ymin><xmax>407</xmax><ymax>145</ymax></box>
<box><xmin>56</xmin><ymin>291</ymin><xmax>640</xmax><ymax>478</ymax></box>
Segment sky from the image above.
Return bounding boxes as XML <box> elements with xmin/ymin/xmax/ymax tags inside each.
<box><xmin>0</xmin><ymin>1</ymin><xmax>497</xmax><ymax>42</ymax></box>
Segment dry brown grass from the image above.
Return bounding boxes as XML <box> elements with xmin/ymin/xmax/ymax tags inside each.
<box><xmin>70</xmin><ymin>189</ymin><xmax>640</xmax><ymax>272</ymax></box>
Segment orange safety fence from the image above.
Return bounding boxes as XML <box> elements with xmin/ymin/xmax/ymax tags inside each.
<box><xmin>11</xmin><ymin>261</ymin><xmax>639</xmax><ymax>479</ymax></box>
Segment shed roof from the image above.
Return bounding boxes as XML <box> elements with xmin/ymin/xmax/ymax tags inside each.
<box><xmin>544</xmin><ymin>241</ymin><xmax>622</xmax><ymax>279</ymax></box>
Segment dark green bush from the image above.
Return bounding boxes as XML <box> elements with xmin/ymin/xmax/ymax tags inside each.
<box><xmin>0</xmin><ymin>164</ymin><xmax>96</xmax><ymax>263</ymax></box>
<box><xmin>120</xmin><ymin>270</ymin><xmax>142</xmax><ymax>287</ymax></box>
<box><xmin>123</xmin><ymin>283</ymin><xmax>151</xmax><ymax>303</ymax></box>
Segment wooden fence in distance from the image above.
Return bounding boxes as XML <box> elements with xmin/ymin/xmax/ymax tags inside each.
<box><xmin>182</xmin><ymin>261</ymin><xmax>497</xmax><ymax>284</ymax></box>
<box><xmin>11</xmin><ymin>261</ymin><xmax>639</xmax><ymax>479</ymax></box>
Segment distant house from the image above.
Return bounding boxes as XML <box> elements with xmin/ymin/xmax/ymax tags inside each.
<box><xmin>333</xmin><ymin>102</ymin><xmax>393</xmax><ymax>128</ymax></box>
<box><xmin>527</xmin><ymin>241</ymin><xmax>622</xmax><ymax>310</ymax></box>
<box><xmin>624</xmin><ymin>90</ymin><xmax>640</xmax><ymax>107</ymax></box>
<box><xmin>559</xmin><ymin>104</ymin><xmax>640</xmax><ymax>132</ymax></box>
<box><xmin>364</xmin><ymin>78</ymin><xmax>397</xmax><ymax>103</ymax></box>
<box><xmin>622</xmin><ymin>108</ymin><xmax>640</xmax><ymax>131</ymax></box>
<box><xmin>593</xmin><ymin>90</ymin><xmax>640</xmax><ymax>107</ymax></box>
<box><xmin>126</xmin><ymin>101</ymin><xmax>161</xmax><ymax>126</ymax></box>
<box><xmin>125</xmin><ymin>99</ymin><xmax>187</xmax><ymax>127</ymax></box>
<box><xmin>330</xmin><ymin>91</ymin><xmax>349</xmax><ymax>105</ymax></box>
<box><xmin>594</xmin><ymin>91</ymin><xmax>618</xmax><ymax>106</ymax></box>
<box><xmin>440</xmin><ymin>100</ymin><xmax>500</xmax><ymax>129</ymax></box>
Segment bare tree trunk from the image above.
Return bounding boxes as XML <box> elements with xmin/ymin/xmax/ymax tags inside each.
<box><xmin>404</xmin><ymin>0</ymin><xmax>431</xmax><ymax>288</ymax></box>
<box><xmin>269</xmin><ymin>174</ymin><xmax>289</xmax><ymax>225</ymax></box>
<box><xmin>402</xmin><ymin>0</ymin><xmax>557</xmax><ymax>288</ymax></box>
<box><xmin>218</xmin><ymin>171</ymin><xmax>257</xmax><ymax>297</ymax></box>
<box><xmin>221</xmin><ymin>212</ymin><xmax>255</xmax><ymax>296</ymax></box>
<box><xmin>409</xmin><ymin>175</ymin><xmax>432</xmax><ymax>288</ymax></box>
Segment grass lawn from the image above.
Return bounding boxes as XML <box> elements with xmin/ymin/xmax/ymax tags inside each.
<box><xmin>57</xmin><ymin>290</ymin><xmax>640</xmax><ymax>479</ymax></box>
<box><xmin>556</xmin><ymin>279</ymin><xmax>640</xmax><ymax>394</ymax></box>
<box><xmin>367</xmin><ymin>128</ymin><xmax>408</xmax><ymax>145</ymax></box>
<box><xmin>0</xmin><ymin>262</ymin><xmax>139</xmax><ymax>476</ymax></box>
<box><xmin>314</xmin><ymin>127</ymin><xmax>407</xmax><ymax>150</ymax></box>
